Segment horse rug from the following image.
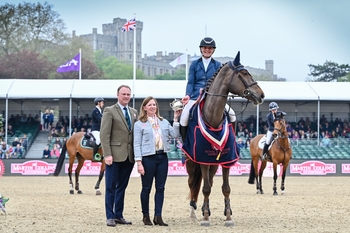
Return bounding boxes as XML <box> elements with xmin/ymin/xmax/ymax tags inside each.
<box><xmin>181</xmin><ymin>100</ymin><xmax>239</xmax><ymax>168</ymax></box>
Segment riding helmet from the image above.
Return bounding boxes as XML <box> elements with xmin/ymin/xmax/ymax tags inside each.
<box><xmin>94</xmin><ymin>97</ymin><xmax>105</xmax><ymax>104</ymax></box>
<box><xmin>269</xmin><ymin>102</ymin><xmax>279</xmax><ymax>111</ymax></box>
<box><xmin>199</xmin><ymin>37</ymin><xmax>216</xmax><ymax>48</ymax></box>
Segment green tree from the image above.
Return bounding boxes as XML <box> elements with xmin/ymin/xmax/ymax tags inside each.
<box><xmin>94</xmin><ymin>51</ymin><xmax>146</xmax><ymax>79</ymax></box>
<box><xmin>155</xmin><ymin>69</ymin><xmax>186</xmax><ymax>80</ymax></box>
<box><xmin>308</xmin><ymin>61</ymin><xmax>350</xmax><ymax>82</ymax></box>
<box><xmin>0</xmin><ymin>2</ymin><xmax>68</xmax><ymax>56</ymax></box>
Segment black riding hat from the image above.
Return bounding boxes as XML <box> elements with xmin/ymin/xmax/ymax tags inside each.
<box><xmin>94</xmin><ymin>97</ymin><xmax>105</xmax><ymax>104</ymax></box>
<box><xmin>199</xmin><ymin>37</ymin><xmax>216</xmax><ymax>48</ymax></box>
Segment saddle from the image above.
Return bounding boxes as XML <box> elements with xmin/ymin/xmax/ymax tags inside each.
<box><xmin>80</xmin><ymin>132</ymin><xmax>96</xmax><ymax>149</ymax></box>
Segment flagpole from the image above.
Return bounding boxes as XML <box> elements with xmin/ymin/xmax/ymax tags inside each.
<box><xmin>79</xmin><ymin>48</ymin><xmax>82</xmax><ymax>80</ymax></box>
<box><xmin>185</xmin><ymin>49</ymin><xmax>188</xmax><ymax>81</ymax></box>
<box><xmin>132</xmin><ymin>13</ymin><xmax>136</xmax><ymax>108</ymax></box>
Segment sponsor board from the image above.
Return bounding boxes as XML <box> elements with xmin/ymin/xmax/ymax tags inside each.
<box><xmin>216</xmin><ymin>162</ymin><xmax>251</xmax><ymax>175</ymax></box>
<box><xmin>290</xmin><ymin>161</ymin><xmax>336</xmax><ymax>175</ymax></box>
<box><xmin>64</xmin><ymin>161</ymin><xmax>102</xmax><ymax>175</ymax></box>
<box><xmin>11</xmin><ymin>160</ymin><xmax>56</xmax><ymax>175</ymax></box>
<box><xmin>341</xmin><ymin>164</ymin><xmax>350</xmax><ymax>173</ymax></box>
<box><xmin>0</xmin><ymin>159</ymin><xmax>5</xmax><ymax>176</ymax></box>
<box><xmin>168</xmin><ymin>161</ymin><xmax>187</xmax><ymax>175</ymax></box>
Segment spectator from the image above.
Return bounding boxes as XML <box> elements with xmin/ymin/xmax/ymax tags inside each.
<box><xmin>1</xmin><ymin>142</ymin><xmax>10</xmax><ymax>159</ymax></box>
<box><xmin>20</xmin><ymin>114</ymin><xmax>28</xmax><ymax>122</ymax></box>
<box><xmin>50</xmin><ymin>144</ymin><xmax>60</xmax><ymax>158</ymax></box>
<box><xmin>237</xmin><ymin>138</ymin><xmax>245</xmax><ymax>151</ymax></box>
<box><xmin>13</xmin><ymin>144</ymin><xmax>23</xmax><ymax>158</ymax></box>
<box><xmin>12</xmin><ymin>138</ymin><xmax>21</xmax><ymax>147</ymax></box>
<box><xmin>43</xmin><ymin>110</ymin><xmax>50</xmax><ymax>131</ymax></box>
<box><xmin>321</xmin><ymin>135</ymin><xmax>331</xmax><ymax>147</ymax></box>
<box><xmin>53</xmin><ymin>137</ymin><xmax>62</xmax><ymax>150</ymax></box>
<box><xmin>27</xmin><ymin>114</ymin><xmax>34</xmax><ymax>123</ymax></box>
<box><xmin>21</xmin><ymin>134</ymin><xmax>28</xmax><ymax>151</ymax></box>
<box><xmin>7</xmin><ymin>125</ymin><xmax>15</xmax><ymax>137</ymax></box>
<box><xmin>49</xmin><ymin>110</ymin><xmax>54</xmax><ymax>128</ymax></box>
<box><xmin>42</xmin><ymin>146</ymin><xmax>51</xmax><ymax>159</ymax></box>
<box><xmin>245</xmin><ymin>138</ymin><xmax>251</xmax><ymax>148</ymax></box>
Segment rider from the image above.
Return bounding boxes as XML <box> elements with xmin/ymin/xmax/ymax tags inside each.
<box><xmin>91</xmin><ymin>97</ymin><xmax>105</xmax><ymax>160</ymax></box>
<box><xmin>180</xmin><ymin>37</ymin><xmax>236</xmax><ymax>141</ymax></box>
<box><xmin>262</xmin><ymin>101</ymin><xmax>281</xmax><ymax>160</ymax></box>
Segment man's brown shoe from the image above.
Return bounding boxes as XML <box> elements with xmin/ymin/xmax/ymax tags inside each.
<box><xmin>106</xmin><ymin>219</ymin><xmax>116</xmax><ymax>227</ymax></box>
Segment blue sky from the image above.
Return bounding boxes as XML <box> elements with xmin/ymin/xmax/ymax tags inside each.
<box><xmin>8</xmin><ymin>0</ymin><xmax>350</xmax><ymax>81</ymax></box>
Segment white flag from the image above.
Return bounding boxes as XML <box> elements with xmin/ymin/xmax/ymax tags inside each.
<box><xmin>169</xmin><ymin>54</ymin><xmax>187</xmax><ymax>68</ymax></box>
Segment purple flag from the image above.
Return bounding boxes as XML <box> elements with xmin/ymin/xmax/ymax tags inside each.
<box><xmin>57</xmin><ymin>53</ymin><xmax>80</xmax><ymax>72</ymax></box>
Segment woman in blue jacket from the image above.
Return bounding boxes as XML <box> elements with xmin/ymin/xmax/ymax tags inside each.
<box><xmin>180</xmin><ymin>37</ymin><xmax>236</xmax><ymax>140</ymax></box>
<box><xmin>133</xmin><ymin>96</ymin><xmax>180</xmax><ymax>226</ymax></box>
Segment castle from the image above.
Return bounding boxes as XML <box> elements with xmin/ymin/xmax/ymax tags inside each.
<box><xmin>79</xmin><ymin>17</ymin><xmax>281</xmax><ymax>81</ymax></box>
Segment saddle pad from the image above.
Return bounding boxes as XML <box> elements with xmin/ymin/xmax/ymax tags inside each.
<box><xmin>80</xmin><ymin>137</ymin><xmax>95</xmax><ymax>149</ymax></box>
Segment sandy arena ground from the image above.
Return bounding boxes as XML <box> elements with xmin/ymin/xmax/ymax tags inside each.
<box><xmin>1</xmin><ymin>175</ymin><xmax>350</xmax><ymax>233</ymax></box>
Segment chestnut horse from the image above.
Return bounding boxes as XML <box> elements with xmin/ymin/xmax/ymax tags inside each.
<box><xmin>53</xmin><ymin>132</ymin><xmax>105</xmax><ymax>195</ymax></box>
<box><xmin>183</xmin><ymin>52</ymin><xmax>265</xmax><ymax>226</ymax></box>
<box><xmin>248</xmin><ymin>112</ymin><xmax>292</xmax><ymax>195</ymax></box>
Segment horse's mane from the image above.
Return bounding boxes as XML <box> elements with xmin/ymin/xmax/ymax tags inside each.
<box><xmin>204</xmin><ymin>62</ymin><xmax>227</xmax><ymax>92</ymax></box>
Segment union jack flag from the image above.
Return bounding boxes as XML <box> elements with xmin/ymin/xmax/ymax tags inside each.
<box><xmin>121</xmin><ymin>18</ymin><xmax>136</xmax><ymax>32</ymax></box>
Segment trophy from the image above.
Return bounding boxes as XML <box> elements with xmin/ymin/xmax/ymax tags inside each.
<box><xmin>169</xmin><ymin>99</ymin><xmax>184</xmax><ymax>111</ymax></box>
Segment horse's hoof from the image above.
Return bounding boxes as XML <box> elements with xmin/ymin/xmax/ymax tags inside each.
<box><xmin>96</xmin><ymin>190</ymin><xmax>102</xmax><ymax>195</ymax></box>
<box><xmin>225</xmin><ymin>220</ymin><xmax>234</xmax><ymax>227</ymax></box>
<box><xmin>77</xmin><ymin>190</ymin><xmax>83</xmax><ymax>194</ymax></box>
<box><xmin>273</xmin><ymin>192</ymin><xmax>278</xmax><ymax>196</ymax></box>
<box><xmin>281</xmin><ymin>191</ymin><xmax>286</xmax><ymax>195</ymax></box>
<box><xmin>69</xmin><ymin>190</ymin><xmax>74</xmax><ymax>194</ymax></box>
<box><xmin>200</xmin><ymin>220</ymin><xmax>210</xmax><ymax>227</ymax></box>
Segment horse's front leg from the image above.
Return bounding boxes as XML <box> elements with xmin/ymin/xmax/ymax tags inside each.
<box><xmin>272</xmin><ymin>162</ymin><xmax>278</xmax><ymax>196</ymax></box>
<box><xmin>200</xmin><ymin>165</ymin><xmax>212</xmax><ymax>226</ymax></box>
<box><xmin>222</xmin><ymin>167</ymin><xmax>234</xmax><ymax>227</ymax></box>
<box><xmin>280</xmin><ymin>164</ymin><xmax>288</xmax><ymax>195</ymax></box>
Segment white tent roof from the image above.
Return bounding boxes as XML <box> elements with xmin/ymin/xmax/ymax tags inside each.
<box><xmin>1</xmin><ymin>79</ymin><xmax>349</xmax><ymax>101</ymax></box>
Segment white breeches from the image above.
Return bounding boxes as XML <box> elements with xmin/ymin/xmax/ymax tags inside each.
<box><xmin>266</xmin><ymin>131</ymin><xmax>273</xmax><ymax>145</ymax></box>
<box><xmin>91</xmin><ymin>131</ymin><xmax>100</xmax><ymax>145</ymax></box>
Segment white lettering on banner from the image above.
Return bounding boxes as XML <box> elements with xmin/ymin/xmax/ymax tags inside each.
<box><xmin>290</xmin><ymin>161</ymin><xmax>336</xmax><ymax>175</ymax></box>
<box><xmin>341</xmin><ymin>164</ymin><xmax>350</xmax><ymax>173</ymax></box>
<box><xmin>59</xmin><ymin>59</ymin><xmax>78</xmax><ymax>68</ymax></box>
<box><xmin>168</xmin><ymin>161</ymin><xmax>187</xmax><ymax>176</ymax></box>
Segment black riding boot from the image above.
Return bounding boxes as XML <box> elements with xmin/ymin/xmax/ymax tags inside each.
<box><xmin>93</xmin><ymin>143</ymin><xmax>101</xmax><ymax>161</ymax></box>
<box><xmin>180</xmin><ymin>125</ymin><xmax>188</xmax><ymax>143</ymax></box>
<box><xmin>261</xmin><ymin>143</ymin><xmax>269</xmax><ymax>160</ymax></box>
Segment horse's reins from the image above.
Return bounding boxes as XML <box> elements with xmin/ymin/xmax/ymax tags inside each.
<box><xmin>205</xmin><ymin>62</ymin><xmax>258</xmax><ymax>116</ymax></box>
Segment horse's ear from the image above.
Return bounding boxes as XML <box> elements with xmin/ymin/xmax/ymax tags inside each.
<box><xmin>233</xmin><ymin>51</ymin><xmax>241</xmax><ymax>66</ymax></box>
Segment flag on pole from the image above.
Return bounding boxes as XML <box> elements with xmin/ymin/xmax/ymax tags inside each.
<box><xmin>57</xmin><ymin>53</ymin><xmax>80</xmax><ymax>73</ymax></box>
<box><xmin>121</xmin><ymin>18</ymin><xmax>136</xmax><ymax>32</ymax></box>
<box><xmin>169</xmin><ymin>54</ymin><xmax>187</xmax><ymax>68</ymax></box>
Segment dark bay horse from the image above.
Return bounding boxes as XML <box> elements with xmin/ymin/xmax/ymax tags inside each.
<box><xmin>248</xmin><ymin>112</ymin><xmax>292</xmax><ymax>195</ymax></box>
<box><xmin>183</xmin><ymin>52</ymin><xmax>265</xmax><ymax>226</ymax></box>
<box><xmin>53</xmin><ymin>132</ymin><xmax>105</xmax><ymax>195</ymax></box>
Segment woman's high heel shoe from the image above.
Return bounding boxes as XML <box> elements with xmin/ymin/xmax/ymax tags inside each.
<box><xmin>153</xmin><ymin>216</ymin><xmax>168</xmax><ymax>226</ymax></box>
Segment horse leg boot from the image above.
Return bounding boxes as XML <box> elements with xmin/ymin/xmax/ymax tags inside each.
<box><xmin>92</xmin><ymin>143</ymin><xmax>101</xmax><ymax>161</ymax></box>
<box><xmin>180</xmin><ymin>125</ymin><xmax>188</xmax><ymax>143</ymax></box>
<box><xmin>261</xmin><ymin>143</ymin><xmax>269</xmax><ymax>161</ymax></box>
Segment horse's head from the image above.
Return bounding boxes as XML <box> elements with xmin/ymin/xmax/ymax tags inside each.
<box><xmin>225</xmin><ymin>51</ymin><xmax>264</xmax><ymax>105</ymax></box>
<box><xmin>272</xmin><ymin>112</ymin><xmax>287</xmax><ymax>139</ymax></box>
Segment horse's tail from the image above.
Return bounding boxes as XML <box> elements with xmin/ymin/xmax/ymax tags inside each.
<box><xmin>248</xmin><ymin>159</ymin><xmax>255</xmax><ymax>184</ymax></box>
<box><xmin>188</xmin><ymin>162</ymin><xmax>202</xmax><ymax>203</ymax></box>
<box><xmin>53</xmin><ymin>142</ymin><xmax>67</xmax><ymax>176</ymax></box>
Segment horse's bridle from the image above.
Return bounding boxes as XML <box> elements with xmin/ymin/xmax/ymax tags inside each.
<box><xmin>205</xmin><ymin>61</ymin><xmax>259</xmax><ymax>116</ymax></box>
<box><xmin>205</xmin><ymin>61</ymin><xmax>258</xmax><ymax>98</ymax></box>
<box><xmin>273</xmin><ymin>119</ymin><xmax>288</xmax><ymax>139</ymax></box>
